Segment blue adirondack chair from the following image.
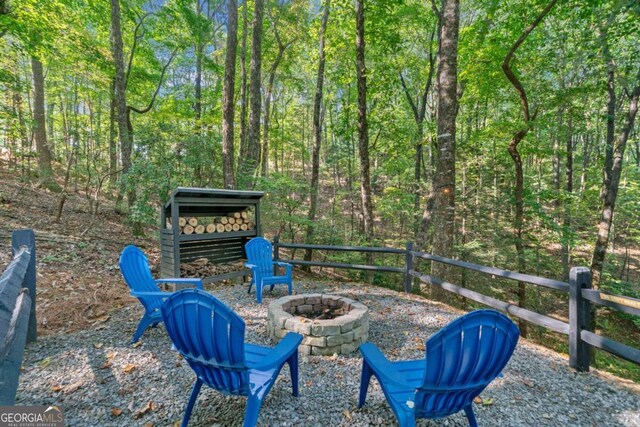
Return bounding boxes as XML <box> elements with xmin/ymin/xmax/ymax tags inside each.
<box><xmin>161</xmin><ymin>289</ymin><xmax>303</xmax><ymax>427</ymax></box>
<box><xmin>244</xmin><ymin>237</ymin><xmax>293</xmax><ymax>303</ymax></box>
<box><xmin>358</xmin><ymin>309</ymin><xmax>520</xmax><ymax>427</ymax></box>
<box><xmin>119</xmin><ymin>245</ymin><xmax>203</xmax><ymax>343</ymax></box>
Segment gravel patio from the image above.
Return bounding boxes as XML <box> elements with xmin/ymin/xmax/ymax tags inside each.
<box><xmin>16</xmin><ymin>281</ymin><xmax>640</xmax><ymax>426</ymax></box>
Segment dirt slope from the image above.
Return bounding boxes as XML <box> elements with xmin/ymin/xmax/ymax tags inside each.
<box><xmin>0</xmin><ymin>167</ymin><xmax>157</xmax><ymax>335</ymax></box>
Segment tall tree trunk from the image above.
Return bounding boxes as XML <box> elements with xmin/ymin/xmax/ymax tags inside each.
<box><xmin>238</xmin><ymin>0</ymin><xmax>249</xmax><ymax>162</ymax></box>
<box><xmin>600</xmin><ymin>23</ymin><xmax>615</xmax><ymax>201</ymax></box>
<box><xmin>110</xmin><ymin>0</ymin><xmax>132</xmax><ymax>211</ymax></box>
<box><xmin>192</xmin><ymin>1</ymin><xmax>204</xmax><ymax>184</ymax></box>
<box><xmin>399</xmin><ymin>26</ymin><xmax>435</xmax><ymax>232</ymax></box>
<box><xmin>31</xmin><ymin>56</ymin><xmax>60</xmax><ymax>192</ymax></box>
<box><xmin>108</xmin><ymin>78</ymin><xmax>118</xmax><ymax>187</ymax></box>
<box><xmin>591</xmin><ymin>75</ymin><xmax>639</xmax><ymax>288</ymax></box>
<box><xmin>561</xmin><ymin>114</ymin><xmax>572</xmax><ymax>279</ymax></box>
<box><xmin>238</xmin><ymin>0</ymin><xmax>264</xmax><ymax>188</ymax></box>
<box><xmin>430</xmin><ymin>0</ymin><xmax>460</xmax><ymax>300</ymax></box>
<box><xmin>304</xmin><ymin>0</ymin><xmax>330</xmax><ymax>266</ymax></box>
<box><xmin>355</xmin><ymin>0</ymin><xmax>374</xmax><ymax>244</ymax></box>
<box><xmin>222</xmin><ymin>0</ymin><xmax>238</xmax><ymax>189</ymax></box>
<box><xmin>501</xmin><ymin>0</ymin><xmax>558</xmax><ymax>337</ymax></box>
<box><xmin>260</xmin><ymin>19</ymin><xmax>290</xmax><ymax>177</ymax></box>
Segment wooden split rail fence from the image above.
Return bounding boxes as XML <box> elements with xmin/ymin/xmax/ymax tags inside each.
<box><xmin>273</xmin><ymin>237</ymin><xmax>640</xmax><ymax>372</ymax></box>
<box><xmin>0</xmin><ymin>229</ymin><xmax>36</xmax><ymax>405</ymax></box>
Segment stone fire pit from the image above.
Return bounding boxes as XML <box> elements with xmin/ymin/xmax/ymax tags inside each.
<box><xmin>267</xmin><ymin>294</ymin><xmax>369</xmax><ymax>356</ymax></box>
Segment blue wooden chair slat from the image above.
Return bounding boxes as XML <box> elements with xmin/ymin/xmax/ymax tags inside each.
<box><xmin>359</xmin><ymin>310</ymin><xmax>519</xmax><ymax>427</ymax></box>
<box><xmin>119</xmin><ymin>245</ymin><xmax>203</xmax><ymax>343</ymax></box>
<box><xmin>161</xmin><ymin>289</ymin><xmax>302</xmax><ymax>427</ymax></box>
<box><xmin>245</xmin><ymin>237</ymin><xmax>293</xmax><ymax>303</ymax></box>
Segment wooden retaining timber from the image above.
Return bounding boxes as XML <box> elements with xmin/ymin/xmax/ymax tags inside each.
<box><xmin>1</xmin><ymin>230</ymin><xmax>36</xmax><ymax>405</ymax></box>
<box><xmin>160</xmin><ymin>188</ymin><xmax>264</xmax><ymax>283</ymax></box>
<box><xmin>273</xmin><ymin>237</ymin><xmax>640</xmax><ymax>372</ymax></box>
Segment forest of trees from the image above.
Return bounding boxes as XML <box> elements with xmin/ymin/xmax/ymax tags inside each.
<box><xmin>0</xmin><ymin>0</ymin><xmax>639</xmax><ymax>373</ymax></box>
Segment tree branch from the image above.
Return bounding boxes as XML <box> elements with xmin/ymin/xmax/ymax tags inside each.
<box><xmin>418</xmin><ymin>26</ymin><xmax>437</xmax><ymax>121</ymax></box>
<box><xmin>501</xmin><ymin>0</ymin><xmax>558</xmax><ymax>123</ymax></box>
<box><xmin>125</xmin><ymin>11</ymin><xmax>153</xmax><ymax>91</ymax></box>
<box><xmin>429</xmin><ymin>0</ymin><xmax>441</xmax><ymax>20</ymax></box>
<box><xmin>399</xmin><ymin>72</ymin><xmax>420</xmax><ymax>121</ymax></box>
<box><xmin>128</xmin><ymin>48</ymin><xmax>178</xmax><ymax>115</ymax></box>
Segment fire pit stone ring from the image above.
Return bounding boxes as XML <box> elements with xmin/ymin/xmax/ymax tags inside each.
<box><xmin>267</xmin><ymin>294</ymin><xmax>369</xmax><ymax>356</ymax></box>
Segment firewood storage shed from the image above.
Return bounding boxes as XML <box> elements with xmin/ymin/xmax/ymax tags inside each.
<box><xmin>160</xmin><ymin>187</ymin><xmax>264</xmax><ymax>284</ymax></box>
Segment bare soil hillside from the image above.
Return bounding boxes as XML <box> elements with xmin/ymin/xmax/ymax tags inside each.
<box><xmin>0</xmin><ymin>167</ymin><xmax>157</xmax><ymax>335</ymax></box>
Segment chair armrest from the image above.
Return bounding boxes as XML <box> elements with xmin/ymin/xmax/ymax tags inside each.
<box><xmin>245</xmin><ymin>263</ymin><xmax>258</xmax><ymax>270</ymax></box>
<box><xmin>155</xmin><ymin>278</ymin><xmax>203</xmax><ymax>289</ymax></box>
<box><xmin>250</xmin><ymin>332</ymin><xmax>303</xmax><ymax>371</ymax></box>
<box><xmin>273</xmin><ymin>261</ymin><xmax>291</xmax><ymax>268</ymax></box>
<box><xmin>273</xmin><ymin>261</ymin><xmax>292</xmax><ymax>272</ymax></box>
<box><xmin>131</xmin><ymin>291</ymin><xmax>171</xmax><ymax>299</ymax></box>
<box><xmin>360</xmin><ymin>343</ymin><xmax>414</xmax><ymax>389</ymax></box>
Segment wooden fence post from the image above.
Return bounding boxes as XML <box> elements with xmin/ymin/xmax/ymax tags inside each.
<box><xmin>274</xmin><ymin>235</ymin><xmax>280</xmax><ymax>261</ymax></box>
<box><xmin>272</xmin><ymin>235</ymin><xmax>280</xmax><ymax>277</ymax></box>
<box><xmin>404</xmin><ymin>242</ymin><xmax>413</xmax><ymax>293</ymax></box>
<box><xmin>569</xmin><ymin>266</ymin><xmax>591</xmax><ymax>372</ymax></box>
<box><xmin>11</xmin><ymin>229</ymin><xmax>36</xmax><ymax>343</ymax></box>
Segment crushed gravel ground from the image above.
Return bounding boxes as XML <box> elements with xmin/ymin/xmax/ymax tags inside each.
<box><xmin>16</xmin><ymin>281</ymin><xmax>640</xmax><ymax>426</ymax></box>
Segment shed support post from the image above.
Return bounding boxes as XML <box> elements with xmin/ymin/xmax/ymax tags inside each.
<box><xmin>11</xmin><ymin>229</ymin><xmax>36</xmax><ymax>343</ymax></box>
<box><xmin>569</xmin><ymin>266</ymin><xmax>592</xmax><ymax>372</ymax></box>
<box><xmin>171</xmin><ymin>201</ymin><xmax>180</xmax><ymax>277</ymax></box>
<box><xmin>404</xmin><ymin>242</ymin><xmax>413</xmax><ymax>293</ymax></box>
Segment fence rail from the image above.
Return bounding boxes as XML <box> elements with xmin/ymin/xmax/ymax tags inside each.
<box><xmin>273</xmin><ymin>238</ymin><xmax>640</xmax><ymax>372</ymax></box>
<box><xmin>0</xmin><ymin>229</ymin><xmax>36</xmax><ymax>405</ymax></box>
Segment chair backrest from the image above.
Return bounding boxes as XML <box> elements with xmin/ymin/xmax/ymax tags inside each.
<box><xmin>161</xmin><ymin>289</ymin><xmax>250</xmax><ymax>395</ymax></box>
<box><xmin>119</xmin><ymin>245</ymin><xmax>162</xmax><ymax>310</ymax></box>
<box><xmin>414</xmin><ymin>310</ymin><xmax>519</xmax><ymax>419</ymax></box>
<box><xmin>245</xmin><ymin>237</ymin><xmax>274</xmax><ymax>276</ymax></box>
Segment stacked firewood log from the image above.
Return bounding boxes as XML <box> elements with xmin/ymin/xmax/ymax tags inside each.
<box><xmin>180</xmin><ymin>258</ymin><xmax>245</xmax><ymax>278</ymax></box>
<box><xmin>166</xmin><ymin>209</ymin><xmax>256</xmax><ymax>234</ymax></box>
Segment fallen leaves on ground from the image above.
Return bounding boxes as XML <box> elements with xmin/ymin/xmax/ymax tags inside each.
<box><xmin>133</xmin><ymin>401</ymin><xmax>154</xmax><ymax>419</ymax></box>
<box><xmin>123</xmin><ymin>364</ymin><xmax>137</xmax><ymax>374</ymax></box>
<box><xmin>111</xmin><ymin>408</ymin><xmax>123</xmax><ymax>417</ymax></box>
